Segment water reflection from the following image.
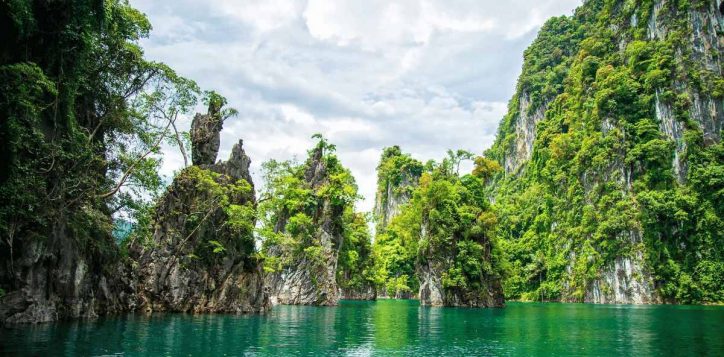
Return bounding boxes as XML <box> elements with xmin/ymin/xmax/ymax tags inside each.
<box><xmin>372</xmin><ymin>299</ymin><xmax>415</xmax><ymax>350</ymax></box>
<box><xmin>1</xmin><ymin>301</ymin><xmax>722</xmax><ymax>356</ymax></box>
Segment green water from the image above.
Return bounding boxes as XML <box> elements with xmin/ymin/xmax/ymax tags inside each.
<box><xmin>1</xmin><ymin>300</ymin><xmax>722</xmax><ymax>356</ymax></box>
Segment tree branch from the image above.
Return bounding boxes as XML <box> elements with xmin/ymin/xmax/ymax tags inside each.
<box><xmin>98</xmin><ymin>117</ymin><xmax>174</xmax><ymax>199</ymax></box>
<box><xmin>169</xmin><ymin>111</ymin><xmax>189</xmax><ymax>167</ymax></box>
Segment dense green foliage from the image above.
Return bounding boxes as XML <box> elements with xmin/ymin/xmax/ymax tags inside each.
<box><xmin>337</xmin><ymin>212</ymin><xmax>378</xmax><ymax>293</ymax></box>
<box><xmin>373</xmin><ymin>149</ymin><xmax>503</xmax><ymax>299</ymax></box>
<box><xmin>1</xmin><ymin>0</ymin><xmax>720</xmax><ymax>309</ymax></box>
<box><xmin>0</xmin><ymin>0</ymin><xmax>229</xmax><ymax>297</ymax></box>
<box><xmin>372</xmin><ymin>146</ymin><xmax>423</xmax><ymax>296</ymax></box>
<box><xmin>130</xmin><ymin>166</ymin><xmax>256</xmax><ymax>265</ymax></box>
<box><xmin>259</xmin><ymin>136</ymin><xmax>376</xmax><ymax>291</ymax></box>
<box><xmin>486</xmin><ymin>0</ymin><xmax>723</xmax><ymax>303</ymax></box>
<box><xmin>415</xmin><ymin>159</ymin><xmax>503</xmax><ymax>295</ymax></box>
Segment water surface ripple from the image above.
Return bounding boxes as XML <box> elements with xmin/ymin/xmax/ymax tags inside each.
<box><xmin>1</xmin><ymin>300</ymin><xmax>722</xmax><ymax>356</ymax></box>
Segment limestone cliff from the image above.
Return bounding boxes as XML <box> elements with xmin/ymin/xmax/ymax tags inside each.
<box><xmin>263</xmin><ymin>144</ymin><xmax>346</xmax><ymax>306</ymax></box>
<box><xmin>371</xmin><ymin>146</ymin><xmax>423</xmax><ymax>298</ymax></box>
<box><xmin>487</xmin><ymin>0</ymin><xmax>723</xmax><ymax>304</ymax></box>
<box><xmin>0</xmin><ymin>217</ymin><xmax>134</xmax><ymax>323</ymax></box>
<box><xmin>373</xmin><ymin>146</ymin><xmax>423</xmax><ymax>232</ymax></box>
<box><xmin>128</xmin><ymin>139</ymin><xmax>269</xmax><ymax>313</ymax></box>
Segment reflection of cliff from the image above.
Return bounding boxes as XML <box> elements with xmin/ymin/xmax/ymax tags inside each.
<box><xmin>372</xmin><ymin>300</ymin><xmax>416</xmax><ymax>350</ymax></box>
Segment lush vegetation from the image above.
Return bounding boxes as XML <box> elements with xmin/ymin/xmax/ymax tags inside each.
<box><xmin>258</xmin><ymin>135</ymin><xmax>376</xmax><ymax>292</ymax></box>
<box><xmin>126</xmin><ymin>165</ymin><xmax>257</xmax><ymax>267</ymax></box>
<box><xmin>486</xmin><ymin>0</ymin><xmax>723</xmax><ymax>303</ymax></box>
<box><xmin>1</xmin><ymin>0</ymin><xmax>720</xmax><ymax>309</ymax></box>
<box><xmin>372</xmin><ymin>148</ymin><xmax>504</xmax><ymax>300</ymax></box>
<box><xmin>416</xmin><ymin>156</ymin><xmax>503</xmax><ymax>296</ymax></box>
<box><xmin>372</xmin><ymin>146</ymin><xmax>423</xmax><ymax>296</ymax></box>
<box><xmin>0</xmin><ymin>0</ymin><xmax>221</xmax><ymax>293</ymax></box>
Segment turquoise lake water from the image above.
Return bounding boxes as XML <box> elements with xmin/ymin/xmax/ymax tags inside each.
<box><xmin>1</xmin><ymin>300</ymin><xmax>722</xmax><ymax>356</ymax></box>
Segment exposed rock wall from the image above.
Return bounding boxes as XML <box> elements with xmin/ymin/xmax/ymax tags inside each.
<box><xmin>503</xmin><ymin>93</ymin><xmax>549</xmax><ymax>174</ymax></box>
<box><xmin>128</xmin><ymin>140</ymin><xmax>269</xmax><ymax>313</ymax></box>
<box><xmin>190</xmin><ymin>102</ymin><xmax>223</xmax><ymax>166</ymax></box>
<box><xmin>264</xmin><ymin>146</ymin><xmax>343</xmax><ymax>306</ymax></box>
<box><xmin>374</xmin><ymin>173</ymin><xmax>418</xmax><ymax>232</ymax></box>
<box><xmin>649</xmin><ymin>0</ymin><xmax>723</xmax><ymax>182</ymax></box>
<box><xmin>0</xmin><ymin>221</ymin><xmax>133</xmax><ymax>324</ymax></box>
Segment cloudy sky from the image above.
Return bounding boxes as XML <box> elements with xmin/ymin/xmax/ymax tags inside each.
<box><xmin>131</xmin><ymin>0</ymin><xmax>581</xmax><ymax>211</ymax></box>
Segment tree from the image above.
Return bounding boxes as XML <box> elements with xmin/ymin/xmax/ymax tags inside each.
<box><xmin>472</xmin><ymin>156</ymin><xmax>502</xmax><ymax>182</ymax></box>
<box><xmin>446</xmin><ymin>149</ymin><xmax>474</xmax><ymax>175</ymax></box>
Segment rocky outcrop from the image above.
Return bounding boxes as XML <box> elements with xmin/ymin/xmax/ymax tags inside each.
<box><xmin>417</xmin><ymin>225</ymin><xmax>505</xmax><ymax>308</ymax></box>
<box><xmin>264</xmin><ymin>146</ymin><xmax>344</xmax><ymax>306</ymax></box>
<box><xmin>374</xmin><ymin>173</ymin><xmax>417</xmax><ymax>230</ymax></box>
<box><xmin>418</xmin><ymin>262</ymin><xmax>504</xmax><ymax>307</ymax></box>
<box><xmin>207</xmin><ymin>141</ymin><xmax>254</xmax><ymax>186</ymax></box>
<box><xmin>373</xmin><ymin>146</ymin><xmax>422</xmax><ymax>231</ymax></box>
<box><xmin>128</xmin><ymin>140</ymin><xmax>269</xmax><ymax>313</ymax></box>
<box><xmin>190</xmin><ymin>101</ymin><xmax>223</xmax><ymax>166</ymax></box>
<box><xmin>0</xmin><ymin>219</ymin><xmax>134</xmax><ymax>324</ymax></box>
<box><xmin>503</xmin><ymin>93</ymin><xmax>549</xmax><ymax>174</ymax></box>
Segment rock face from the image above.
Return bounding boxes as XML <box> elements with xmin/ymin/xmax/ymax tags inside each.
<box><xmin>128</xmin><ymin>140</ymin><xmax>269</xmax><ymax>313</ymax></box>
<box><xmin>649</xmin><ymin>0</ymin><xmax>723</xmax><ymax>183</ymax></box>
<box><xmin>417</xmin><ymin>228</ymin><xmax>505</xmax><ymax>308</ymax></box>
<box><xmin>190</xmin><ymin>102</ymin><xmax>223</xmax><ymax>166</ymax></box>
<box><xmin>264</xmin><ymin>146</ymin><xmax>344</xmax><ymax>306</ymax></box>
<box><xmin>0</xmin><ymin>222</ymin><xmax>133</xmax><ymax>324</ymax></box>
<box><xmin>503</xmin><ymin>93</ymin><xmax>549</xmax><ymax>174</ymax></box>
<box><xmin>488</xmin><ymin>0</ymin><xmax>723</xmax><ymax>304</ymax></box>
<box><xmin>373</xmin><ymin>146</ymin><xmax>422</xmax><ymax>232</ymax></box>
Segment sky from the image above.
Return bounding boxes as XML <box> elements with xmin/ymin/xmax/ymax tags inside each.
<box><xmin>130</xmin><ymin>0</ymin><xmax>582</xmax><ymax>212</ymax></box>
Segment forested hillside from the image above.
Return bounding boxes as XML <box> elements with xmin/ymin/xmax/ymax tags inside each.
<box><xmin>259</xmin><ymin>136</ymin><xmax>376</xmax><ymax>305</ymax></box>
<box><xmin>0</xmin><ymin>0</ymin><xmax>213</xmax><ymax>323</ymax></box>
<box><xmin>372</xmin><ymin>148</ymin><xmax>505</xmax><ymax>306</ymax></box>
<box><xmin>486</xmin><ymin>0</ymin><xmax>723</xmax><ymax>304</ymax></box>
<box><xmin>2</xmin><ymin>0</ymin><xmax>721</xmax><ymax>325</ymax></box>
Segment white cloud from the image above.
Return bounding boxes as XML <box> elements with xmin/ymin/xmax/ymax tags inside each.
<box><xmin>131</xmin><ymin>0</ymin><xmax>581</xmax><ymax>212</ymax></box>
<box><xmin>217</xmin><ymin>0</ymin><xmax>302</xmax><ymax>32</ymax></box>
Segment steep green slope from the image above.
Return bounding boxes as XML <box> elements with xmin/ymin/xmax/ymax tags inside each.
<box><xmin>259</xmin><ymin>136</ymin><xmax>376</xmax><ymax>304</ymax></box>
<box><xmin>372</xmin><ymin>146</ymin><xmax>423</xmax><ymax>297</ymax></box>
<box><xmin>487</xmin><ymin>0</ymin><xmax>723</xmax><ymax>304</ymax></box>
<box><xmin>0</xmin><ymin>0</ymin><xmax>201</xmax><ymax>323</ymax></box>
<box><xmin>372</xmin><ymin>149</ymin><xmax>505</xmax><ymax>306</ymax></box>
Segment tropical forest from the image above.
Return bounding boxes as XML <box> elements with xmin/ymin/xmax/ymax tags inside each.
<box><xmin>0</xmin><ymin>0</ymin><xmax>722</xmax><ymax>355</ymax></box>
